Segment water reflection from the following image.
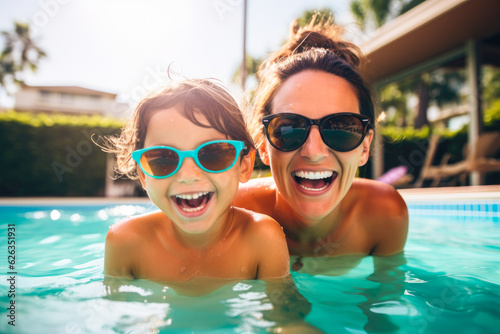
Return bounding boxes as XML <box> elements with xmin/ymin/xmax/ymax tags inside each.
<box><xmin>291</xmin><ymin>253</ymin><xmax>407</xmax><ymax>333</ymax></box>
<box><xmin>103</xmin><ymin>275</ymin><xmax>320</xmax><ymax>333</ymax></box>
<box><xmin>290</xmin><ymin>252</ymin><xmax>500</xmax><ymax>334</ymax></box>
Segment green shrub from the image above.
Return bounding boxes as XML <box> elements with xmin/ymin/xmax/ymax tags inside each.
<box><xmin>3</xmin><ymin>105</ymin><xmax>500</xmax><ymax>196</ymax></box>
<box><xmin>0</xmin><ymin>110</ymin><xmax>123</xmax><ymax>197</ymax></box>
<box><xmin>484</xmin><ymin>99</ymin><xmax>500</xmax><ymax>128</ymax></box>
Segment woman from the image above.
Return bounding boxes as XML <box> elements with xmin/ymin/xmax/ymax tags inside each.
<box><xmin>234</xmin><ymin>19</ymin><xmax>408</xmax><ymax>269</ymax></box>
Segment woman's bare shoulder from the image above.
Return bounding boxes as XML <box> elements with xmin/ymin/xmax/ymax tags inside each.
<box><xmin>350</xmin><ymin>178</ymin><xmax>407</xmax><ymax>215</ymax></box>
<box><xmin>350</xmin><ymin>178</ymin><xmax>409</xmax><ymax>255</ymax></box>
<box><xmin>234</xmin><ymin>176</ymin><xmax>277</xmax><ymax>211</ymax></box>
<box><xmin>238</xmin><ymin>176</ymin><xmax>276</xmax><ymax>192</ymax></box>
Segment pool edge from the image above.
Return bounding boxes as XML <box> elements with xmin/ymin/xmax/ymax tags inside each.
<box><xmin>398</xmin><ymin>185</ymin><xmax>500</xmax><ymax>201</ymax></box>
<box><xmin>1</xmin><ymin>185</ymin><xmax>500</xmax><ymax>205</ymax></box>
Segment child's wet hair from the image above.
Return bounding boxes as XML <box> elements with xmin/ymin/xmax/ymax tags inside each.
<box><xmin>102</xmin><ymin>78</ymin><xmax>255</xmax><ymax>180</ymax></box>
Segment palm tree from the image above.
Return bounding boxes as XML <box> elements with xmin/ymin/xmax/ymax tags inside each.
<box><xmin>350</xmin><ymin>0</ymin><xmax>426</xmax><ymax>33</ymax></box>
<box><xmin>0</xmin><ymin>21</ymin><xmax>46</xmax><ymax>95</ymax></box>
<box><xmin>232</xmin><ymin>54</ymin><xmax>262</xmax><ymax>86</ymax></box>
<box><xmin>0</xmin><ymin>58</ymin><xmax>16</xmax><ymax>92</ymax></box>
<box><xmin>295</xmin><ymin>8</ymin><xmax>335</xmax><ymax>28</ymax></box>
<box><xmin>349</xmin><ymin>0</ymin><xmax>472</xmax><ymax>129</ymax></box>
<box><xmin>380</xmin><ymin>83</ymin><xmax>409</xmax><ymax>127</ymax></box>
<box><xmin>387</xmin><ymin>70</ymin><xmax>465</xmax><ymax>128</ymax></box>
<box><xmin>232</xmin><ymin>8</ymin><xmax>335</xmax><ymax>91</ymax></box>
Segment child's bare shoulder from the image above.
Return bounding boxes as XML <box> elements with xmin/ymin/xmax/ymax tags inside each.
<box><xmin>232</xmin><ymin>207</ymin><xmax>290</xmax><ymax>278</ymax></box>
<box><xmin>104</xmin><ymin>211</ymin><xmax>166</xmax><ymax>278</ymax></box>
<box><xmin>106</xmin><ymin>210</ymin><xmax>165</xmax><ymax>245</ymax></box>
<box><xmin>233</xmin><ymin>207</ymin><xmax>285</xmax><ymax>241</ymax></box>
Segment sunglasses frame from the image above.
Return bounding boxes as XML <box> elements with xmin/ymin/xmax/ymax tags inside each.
<box><xmin>262</xmin><ymin>112</ymin><xmax>371</xmax><ymax>152</ymax></box>
<box><xmin>132</xmin><ymin>140</ymin><xmax>247</xmax><ymax>179</ymax></box>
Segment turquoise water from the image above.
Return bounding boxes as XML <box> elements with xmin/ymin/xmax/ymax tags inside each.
<box><xmin>1</xmin><ymin>200</ymin><xmax>499</xmax><ymax>333</ymax></box>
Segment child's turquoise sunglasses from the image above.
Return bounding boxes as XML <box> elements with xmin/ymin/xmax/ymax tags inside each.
<box><xmin>132</xmin><ymin>140</ymin><xmax>247</xmax><ymax>179</ymax></box>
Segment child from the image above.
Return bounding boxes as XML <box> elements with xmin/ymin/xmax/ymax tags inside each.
<box><xmin>102</xmin><ymin>79</ymin><xmax>290</xmax><ymax>282</ymax></box>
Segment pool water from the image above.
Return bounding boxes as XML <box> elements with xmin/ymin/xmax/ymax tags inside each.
<box><xmin>1</xmin><ymin>200</ymin><xmax>499</xmax><ymax>333</ymax></box>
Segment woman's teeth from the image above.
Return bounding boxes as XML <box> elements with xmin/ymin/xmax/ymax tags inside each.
<box><xmin>299</xmin><ymin>184</ymin><xmax>329</xmax><ymax>191</ymax></box>
<box><xmin>294</xmin><ymin>170</ymin><xmax>334</xmax><ymax>180</ymax></box>
<box><xmin>293</xmin><ymin>170</ymin><xmax>336</xmax><ymax>192</ymax></box>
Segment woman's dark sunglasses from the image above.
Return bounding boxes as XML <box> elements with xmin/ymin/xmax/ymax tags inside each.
<box><xmin>262</xmin><ymin>113</ymin><xmax>371</xmax><ymax>152</ymax></box>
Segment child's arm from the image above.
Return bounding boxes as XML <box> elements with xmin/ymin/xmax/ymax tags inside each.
<box><xmin>103</xmin><ymin>220</ymin><xmax>138</xmax><ymax>278</ymax></box>
<box><xmin>247</xmin><ymin>213</ymin><xmax>290</xmax><ymax>279</ymax></box>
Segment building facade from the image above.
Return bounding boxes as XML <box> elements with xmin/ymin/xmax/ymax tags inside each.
<box><xmin>14</xmin><ymin>84</ymin><xmax>119</xmax><ymax>116</ymax></box>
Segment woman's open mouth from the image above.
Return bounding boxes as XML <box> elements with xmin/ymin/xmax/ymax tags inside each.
<box><xmin>292</xmin><ymin>170</ymin><xmax>337</xmax><ymax>195</ymax></box>
<box><xmin>171</xmin><ymin>191</ymin><xmax>213</xmax><ymax>217</ymax></box>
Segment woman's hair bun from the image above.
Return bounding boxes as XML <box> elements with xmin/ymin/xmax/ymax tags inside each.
<box><xmin>264</xmin><ymin>14</ymin><xmax>362</xmax><ymax>70</ymax></box>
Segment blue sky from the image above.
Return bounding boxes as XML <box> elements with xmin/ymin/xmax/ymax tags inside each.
<box><xmin>0</xmin><ymin>0</ymin><xmax>357</xmax><ymax>109</ymax></box>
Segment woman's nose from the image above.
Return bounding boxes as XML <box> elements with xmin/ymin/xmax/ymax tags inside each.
<box><xmin>300</xmin><ymin>126</ymin><xmax>329</xmax><ymax>162</ymax></box>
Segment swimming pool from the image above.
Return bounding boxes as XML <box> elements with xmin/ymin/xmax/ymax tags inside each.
<box><xmin>1</xmin><ymin>191</ymin><xmax>499</xmax><ymax>334</ymax></box>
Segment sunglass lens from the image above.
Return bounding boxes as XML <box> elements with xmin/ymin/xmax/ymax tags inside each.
<box><xmin>322</xmin><ymin>115</ymin><xmax>365</xmax><ymax>151</ymax></box>
<box><xmin>198</xmin><ymin>142</ymin><xmax>237</xmax><ymax>171</ymax></box>
<box><xmin>268</xmin><ymin>115</ymin><xmax>308</xmax><ymax>151</ymax></box>
<box><xmin>141</xmin><ymin>149</ymin><xmax>179</xmax><ymax>177</ymax></box>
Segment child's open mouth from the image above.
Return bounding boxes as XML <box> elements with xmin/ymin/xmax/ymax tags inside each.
<box><xmin>171</xmin><ymin>191</ymin><xmax>213</xmax><ymax>217</ymax></box>
<box><xmin>292</xmin><ymin>170</ymin><xmax>337</xmax><ymax>194</ymax></box>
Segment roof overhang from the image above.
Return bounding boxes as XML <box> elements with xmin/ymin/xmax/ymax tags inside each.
<box><xmin>360</xmin><ymin>0</ymin><xmax>500</xmax><ymax>84</ymax></box>
<box><xmin>20</xmin><ymin>83</ymin><xmax>117</xmax><ymax>98</ymax></box>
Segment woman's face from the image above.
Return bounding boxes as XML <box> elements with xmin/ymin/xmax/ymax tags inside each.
<box><xmin>259</xmin><ymin>70</ymin><xmax>373</xmax><ymax>223</ymax></box>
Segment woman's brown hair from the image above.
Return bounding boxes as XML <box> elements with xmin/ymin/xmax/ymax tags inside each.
<box><xmin>101</xmin><ymin>79</ymin><xmax>254</xmax><ymax>180</ymax></box>
<box><xmin>250</xmin><ymin>17</ymin><xmax>374</xmax><ymax>148</ymax></box>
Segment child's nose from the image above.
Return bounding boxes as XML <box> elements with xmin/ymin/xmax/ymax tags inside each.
<box><xmin>176</xmin><ymin>157</ymin><xmax>202</xmax><ymax>183</ymax></box>
<box><xmin>300</xmin><ymin>126</ymin><xmax>329</xmax><ymax>162</ymax></box>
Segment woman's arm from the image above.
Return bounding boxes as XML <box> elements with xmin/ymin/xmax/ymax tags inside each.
<box><xmin>370</xmin><ymin>185</ymin><xmax>409</xmax><ymax>256</ymax></box>
<box><xmin>351</xmin><ymin>179</ymin><xmax>409</xmax><ymax>256</ymax></box>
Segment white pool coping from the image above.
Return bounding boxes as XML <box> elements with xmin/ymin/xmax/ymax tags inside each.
<box><xmin>0</xmin><ymin>197</ymin><xmax>153</xmax><ymax>205</ymax></box>
<box><xmin>1</xmin><ymin>185</ymin><xmax>500</xmax><ymax>205</ymax></box>
<box><xmin>398</xmin><ymin>185</ymin><xmax>500</xmax><ymax>201</ymax></box>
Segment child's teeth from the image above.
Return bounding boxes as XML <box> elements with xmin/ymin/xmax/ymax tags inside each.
<box><xmin>175</xmin><ymin>191</ymin><xmax>208</xmax><ymax>200</ymax></box>
<box><xmin>294</xmin><ymin>171</ymin><xmax>333</xmax><ymax>180</ymax></box>
<box><xmin>182</xmin><ymin>206</ymin><xmax>205</xmax><ymax>212</ymax></box>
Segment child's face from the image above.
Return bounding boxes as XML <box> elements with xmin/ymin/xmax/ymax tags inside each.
<box><xmin>138</xmin><ymin>107</ymin><xmax>254</xmax><ymax>236</ymax></box>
